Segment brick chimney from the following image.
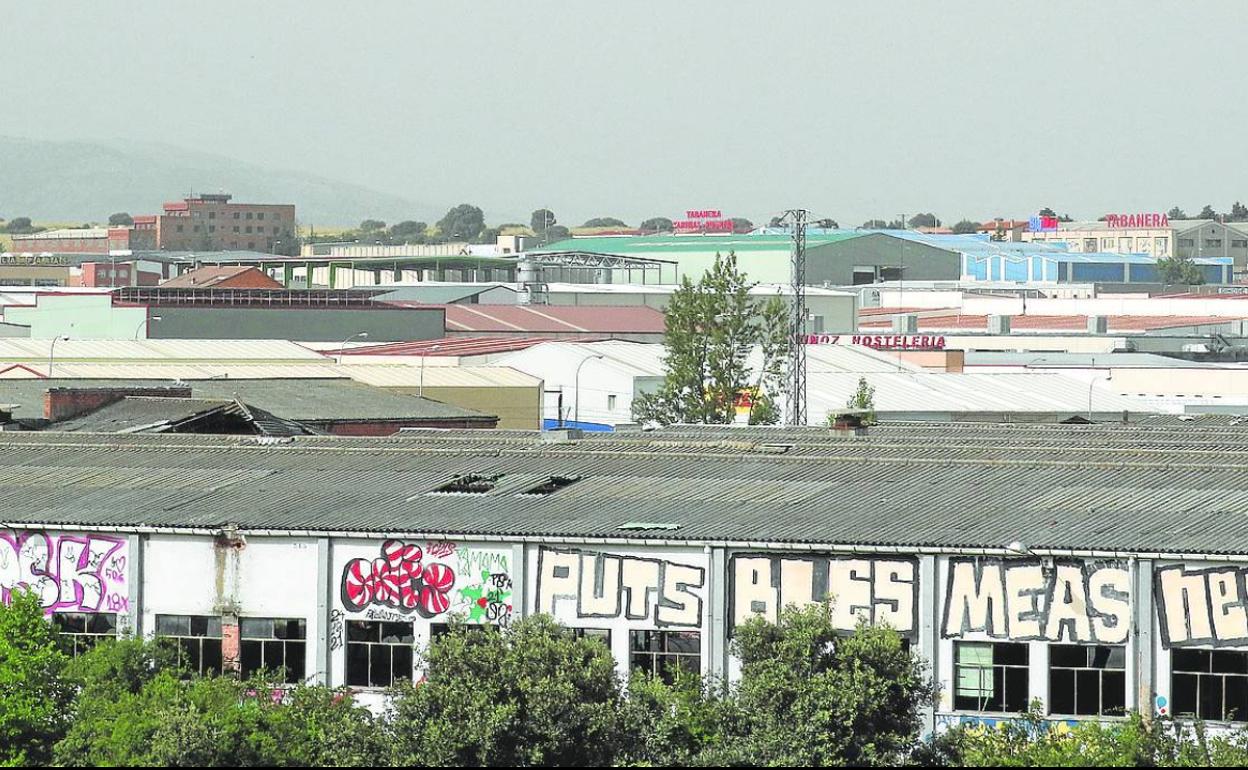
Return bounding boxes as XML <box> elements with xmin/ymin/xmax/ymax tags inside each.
<box><xmin>43</xmin><ymin>387</ymin><xmax>192</xmax><ymax>422</ymax></box>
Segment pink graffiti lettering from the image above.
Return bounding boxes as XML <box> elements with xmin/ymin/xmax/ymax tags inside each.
<box><xmin>341</xmin><ymin>540</ymin><xmax>457</xmax><ymax>618</ymax></box>
<box><xmin>0</xmin><ymin>531</ymin><xmax>128</xmax><ymax>614</ymax></box>
<box><xmin>425</xmin><ymin>541</ymin><xmax>458</xmax><ymax>558</ymax></box>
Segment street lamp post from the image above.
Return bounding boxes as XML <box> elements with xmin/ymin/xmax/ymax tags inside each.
<box><xmin>336</xmin><ymin>332</ymin><xmax>369</xmax><ymax>365</ymax></box>
<box><xmin>1088</xmin><ymin>368</ymin><xmax>1113</xmax><ymax>422</ymax></box>
<box><xmin>419</xmin><ymin>344</ymin><xmax>442</xmax><ymax>397</ymax></box>
<box><xmin>573</xmin><ymin>353</ymin><xmax>605</xmax><ymax>425</ymax></box>
<box><xmin>48</xmin><ymin>335</ymin><xmax>70</xmax><ymax>378</ymax></box>
<box><xmin>135</xmin><ymin>315</ymin><xmax>162</xmax><ymax>340</ymax></box>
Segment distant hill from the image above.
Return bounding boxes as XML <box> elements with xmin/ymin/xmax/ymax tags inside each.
<box><xmin>0</xmin><ymin>136</ymin><xmax>438</xmax><ymax>227</ymax></box>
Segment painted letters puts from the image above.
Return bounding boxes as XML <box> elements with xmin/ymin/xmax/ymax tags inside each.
<box><xmin>0</xmin><ymin>530</ymin><xmax>129</xmax><ymax>615</ymax></box>
<box><xmin>730</xmin><ymin>554</ymin><xmax>918</xmax><ymax>634</ymax></box>
<box><xmin>941</xmin><ymin>558</ymin><xmax>1130</xmax><ymax>643</ymax></box>
<box><xmin>340</xmin><ymin>540</ymin><xmax>513</xmax><ymax>624</ymax></box>
<box><xmin>535</xmin><ymin>548</ymin><xmax>706</xmax><ymax>627</ymax></box>
<box><xmin>1155</xmin><ymin>564</ymin><xmax>1248</xmax><ymax>648</ymax></box>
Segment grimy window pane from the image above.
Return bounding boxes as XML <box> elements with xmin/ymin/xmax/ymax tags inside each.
<box><xmin>240</xmin><ymin>640</ymin><xmax>263</xmax><ymax>675</ymax></box>
<box><xmin>1003</xmin><ymin>667</ymin><xmax>1029</xmax><ymax>712</ymax></box>
<box><xmin>1200</xmin><ymin>676</ymin><xmax>1225</xmax><ymax>721</ymax></box>
<box><xmin>1102</xmin><ymin>671</ymin><xmax>1126</xmax><ymax>715</ymax></box>
<box><xmin>1049</xmin><ymin>669</ymin><xmax>1076</xmax><ymax>715</ymax></box>
<box><xmin>1172</xmin><ymin>673</ymin><xmax>1199</xmax><ymax>717</ymax></box>
<box><xmin>370</xmin><ymin>644</ymin><xmax>391</xmax><ymax>687</ymax></box>
<box><xmin>1075</xmin><ymin>669</ymin><xmax>1100</xmax><ymax>715</ymax></box>
<box><xmin>284</xmin><ymin>642</ymin><xmax>307</xmax><ymax>684</ymax></box>
<box><xmin>346</xmin><ymin>644</ymin><xmax>370</xmax><ymax>686</ymax></box>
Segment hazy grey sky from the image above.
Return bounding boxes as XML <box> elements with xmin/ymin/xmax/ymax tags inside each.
<box><xmin>4</xmin><ymin>0</ymin><xmax>1246</xmax><ymax>226</ymax></box>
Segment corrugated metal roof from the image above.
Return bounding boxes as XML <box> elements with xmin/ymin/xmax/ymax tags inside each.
<box><xmin>0</xmin><ymin>363</ymin><xmax>349</xmax><ymax>380</ymax></box>
<box><xmin>0</xmin><ymin>339</ymin><xmax>326</xmax><ymax>364</ymax></box>
<box><xmin>0</xmin><ymin>378</ymin><xmax>494</xmax><ymax>423</ymax></box>
<box><xmin>443</xmin><ymin>305</ymin><xmax>665</xmax><ymax>334</ymax></box>
<box><xmin>344</xmin><ymin>365</ymin><xmax>541</xmax><ymax>389</ymax></box>
<box><xmin>5</xmin><ymin>423</ymin><xmax>1248</xmax><ymax>555</ymax></box>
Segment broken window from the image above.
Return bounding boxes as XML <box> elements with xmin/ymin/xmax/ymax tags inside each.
<box><xmin>346</xmin><ymin>620</ymin><xmax>413</xmax><ymax>688</ymax></box>
<box><xmin>52</xmin><ymin>612</ymin><xmax>118</xmax><ymax>657</ymax></box>
<box><xmin>519</xmin><ymin>475</ymin><xmax>581</xmax><ymax>496</ymax></box>
<box><xmin>570</xmin><ymin>627</ymin><xmax>612</xmax><ymax>649</ymax></box>
<box><xmin>1049</xmin><ymin>644</ymin><xmax>1126</xmax><ymax>716</ymax></box>
<box><xmin>1172</xmin><ymin>649</ymin><xmax>1248</xmax><ymax>722</ymax></box>
<box><xmin>431</xmin><ymin>473</ymin><xmax>503</xmax><ymax>495</ymax></box>
<box><xmin>240</xmin><ymin>617</ymin><xmax>307</xmax><ymax>684</ymax></box>
<box><xmin>954</xmin><ymin>641</ymin><xmax>1029</xmax><ymax>713</ymax></box>
<box><xmin>630</xmin><ymin>630</ymin><xmax>701</xmax><ymax>683</ymax></box>
<box><xmin>155</xmin><ymin>614</ymin><xmax>223</xmax><ymax>676</ymax></box>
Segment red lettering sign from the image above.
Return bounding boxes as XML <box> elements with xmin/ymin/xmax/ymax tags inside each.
<box><xmin>806</xmin><ymin>334</ymin><xmax>946</xmax><ymax>350</ymax></box>
<box><xmin>1104</xmin><ymin>213</ymin><xmax>1169</xmax><ymax>229</ymax></box>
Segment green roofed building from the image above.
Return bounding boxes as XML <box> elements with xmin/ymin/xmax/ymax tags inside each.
<box><xmin>531</xmin><ymin>233</ymin><xmax>865</xmax><ymax>284</ymax></box>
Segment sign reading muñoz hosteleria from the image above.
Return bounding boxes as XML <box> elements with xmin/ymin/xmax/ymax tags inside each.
<box><xmin>1103</xmin><ymin>213</ymin><xmax>1169</xmax><ymax>229</ymax></box>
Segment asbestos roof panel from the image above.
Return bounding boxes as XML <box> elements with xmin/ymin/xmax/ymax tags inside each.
<box><xmin>5</xmin><ymin>423</ymin><xmax>1248</xmax><ymax>554</ymax></box>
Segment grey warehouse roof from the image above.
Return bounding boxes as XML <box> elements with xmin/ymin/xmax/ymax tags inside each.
<box><xmin>6</xmin><ymin>421</ymin><xmax>1248</xmax><ymax>556</ymax></box>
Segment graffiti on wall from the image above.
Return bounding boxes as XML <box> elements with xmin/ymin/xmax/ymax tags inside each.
<box><xmin>535</xmin><ymin>547</ymin><xmax>705</xmax><ymax>627</ymax></box>
<box><xmin>942</xmin><ymin>558</ymin><xmax>1130</xmax><ymax>643</ymax></box>
<box><xmin>0</xmin><ymin>531</ymin><xmax>129</xmax><ymax>615</ymax></box>
<box><xmin>339</xmin><ymin>540</ymin><xmax>512</xmax><ymax>624</ymax></box>
<box><xmin>731</xmin><ymin>554</ymin><xmax>918</xmax><ymax>634</ymax></box>
<box><xmin>1155</xmin><ymin>564</ymin><xmax>1248</xmax><ymax>648</ymax></box>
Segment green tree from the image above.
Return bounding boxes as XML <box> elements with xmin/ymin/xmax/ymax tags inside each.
<box><xmin>437</xmin><ymin>204</ymin><xmax>486</xmax><ymax>241</ymax></box>
<box><xmin>543</xmin><ymin>224</ymin><xmax>570</xmax><ymax>243</ymax></box>
<box><xmin>632</xmin><ymin>252</ymin><xmax>788</xmax><ymax>425</ymax></box>
<box><xmin>749</xmin><ymin>294</ymin><xmax>791</xmax><ymax>425</ymax></box>
<box><xmin>107</xmin><ymin>212</ymin><xmax>133</xmax><ymax>226</ymax></box>
<box><xmin>359</xmin><ymin>219</ymin><xmax>387</xmax><ymax>232</ymax></box>
<box><xmin>1157</xmin><ymin>255</ymin><xmax>1205</xmax><ymax>285</ymax></box>
<box><xmin>1199</xmin><ymin>204</ymin><xmax>1219</xmax><ymax>220</ymax></box>
<box><xmin>723</xmin><ymin>606</ymin><xmax>934</xmax><ymax>766</ymax></box>
<box><xmin>383</xmin><ymin>616</ymin><xmax>622</xmax><ymax>767</ymax></box>
<box><xmin>617</xmin><ymin>671</ymin><xmax>739</xmax><ymax>766</ymax></box>
<box><xmin>4</xmin><ymin>216</ymin><xmax>39</xmax><ymax>234</ymax></box>
<box><xmin>861</xmin><ymin>219</ymin><xmax>889</xmax><ymax>229</ymax></box>
<box><xmin>1038</xmin><ymin>207</ymin><xmax>1057</xmax><ymax>218</ymax></box>
<box><xmin>908</xmin><ymin>212</ymin><xmax>939</xmax><ymax>228</ymax></box>
<box><xmin>388</xmin><ymin>220</ymin><xmax>428</xmax><ymax>243</ymax></box>
<box><xmin>582</xmin><ymin>216</ymin><xmax>629</xmax><ymax>228</ymax></box>
<box><xmin>1231</xmin><ymin>201</ymin><xmax>1248</xmax><ymax>222</ymax></box>
<box><xmin>530</xmin><ymin>208</ymin><xmax>557</xmax><ymax>234</ymax></box>
<box><xmin>813</xmin><ymin>218</ymin><xmax>839</xmax><ymax>229</ymax></box>
<box><xmin>952</xmin><ymin>219</ymin><xmax>980</xmax><ymax>234</ymax></box>
<box><xmin>732</xmin><ymin>216</ymin><xmax>755</xmax><ymax>233</ymax></box>
<box><xmin>0</xmin><ymin>590</ymin><xmax>74</xmax><ymax>766</ymax></box>
<box><xmin>1168</xmin><ymin>206</ymin><xmax>1188</xmax><ymax>220</ymax></box>
<box><xmin>640</xmin><ymin>216</ymin><xmax>674</xmax><ymax>232</ymax></box>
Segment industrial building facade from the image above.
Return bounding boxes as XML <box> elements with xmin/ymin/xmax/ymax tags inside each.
<box><xmin>4</xmin><ymin>424</ymin><xmax>1248</xmax><ymax>728</ymax></box>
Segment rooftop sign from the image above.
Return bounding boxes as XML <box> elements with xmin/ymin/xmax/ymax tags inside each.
<box><xmin>1104</xmin><ymin>213</ymin><xmax>1169</xmax><ymax>229</ymax></box>
<box><xmin>805</xmin><ymin>333</ymin><xmax>947</xmax><ymax>351</ymax></box>
<box><xmin>673</xmin><ymin>209</ymin><xmax>734</xmax><ymax>234</ymax></box>
<box><xmin>1028</xmin><ymin>215</ymin><xmax>1059</xmax><ymax>232</ymax></box>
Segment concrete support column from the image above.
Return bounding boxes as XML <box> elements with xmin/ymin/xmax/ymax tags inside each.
<box><xmin>708</xmin><ymin>546</ymin><xmax>729</xmax><ymax>679</ymax></box>
<box><xmin>1133</xmin><ymin>558</ymin><xmax>1155</xmax><ymax>716</ymax></box>
<box><xmin>126</xmin><ymin>533</ymin><xmax>144</xmax><ymax>638</ymax></box>
<box><xmin>316</xmin><ymin>537</ymin><xmax>332</xmax><ymax>685</ymax></box>
<box><xmin>511</xmin><ymin>543</ymin><xmax>526</xmax><ymax>623</ymax></box>
<box><xmin>918</xmin><ymin>555</ymin><xmax>938</xmax><ymax>735</ymax></box>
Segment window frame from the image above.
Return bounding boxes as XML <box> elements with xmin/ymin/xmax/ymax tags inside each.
<box><xmin>1048</xmin><ymin>643</ymin><xmax>1127</xmax><ymax>718</ymax></box>
<box><xmin>629</xmin><ymin>629</ymin><xmax>701</xmax><ymax>683</ymax></box>
<box><xmin>953</xmin><ymin>641</ymin><xmax>1030</xmax><ymax>714</ymax></box>
<box><xmin>52</xmin><ymin>612</ymin><xmax>119</xmax><ymax>656</ymax></box>
<box><xmin>239</xmin><ymin>616</ymin><xmax>308</xmax><ymax>684</ymax></box>
<box><xmin>1171</xmin><ymin>648</ymin><xmax>1248</xmax><ymax>723</ymax></box>
<box><xmin>345</xmin><ymin>619</ymin><xmax>414</xmax><ymax>688</ymax></box>
<box><xmin>155</xmin><ymin>613</ymin><xmax>223</xmax><ymax>676</ymax></box>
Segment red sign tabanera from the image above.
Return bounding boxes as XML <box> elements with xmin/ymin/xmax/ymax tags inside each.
<box><xmin>1103</xmin><ymin>213</ymin><xmax>1169</xmax><ymax>229</ymax></box>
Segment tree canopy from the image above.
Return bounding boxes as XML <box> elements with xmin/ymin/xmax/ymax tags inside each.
<box><xmin>640</xmin><ymin>216</ymin><xmax>673</xmax><ymax>232</ymax></box>
<box><xmin>632</xmin><ymin>252</ymin><xmax>790</xmax><ymax>426</ymax></box>
<box><xmin>582</xmin><ymin>217</ymin><xmax>628</xmax><ymax>228</ymax></box>
<box><xmin>1156</xmin><ymin>256</ymin><xmax>1205</xmax><ymax>285</ymax></box>
<box><xmin>3</xmin><ymin>216</ymin><xmax>39</xmax><ymax>234</ymax></box>
<box><xmin>436</xmin><ymin>204</ymin><xmax>486</xmax><ymax>241</ymax></box>
<box><xmin>1198</xmin><ymin>204</ymin><xmax>1219</xmax><ymax>220</ymax></box>
<box><xmin>951</xmin><ymin>219</ymin><xmax>979</xmax><ymax>234</ymax></box>
<box><xmin>530</xmin><ymin>208</ymin><xmax>556</xmax><ymax>233</ymax></box>
<box><xmin>908</xmin><ymin>213</ymin><xmax>939</xmax><ymax>228</ymax></box>
<box><xmin>107</xmin><ymin>212</ymin><xmax>133</xmax><ymax>226</ymax></box>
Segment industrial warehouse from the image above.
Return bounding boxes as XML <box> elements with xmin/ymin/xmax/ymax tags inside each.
<box><xmin>3</xmin><ymin>420</ymin><xmax>1248</xmax><ymax>728</ymax></box>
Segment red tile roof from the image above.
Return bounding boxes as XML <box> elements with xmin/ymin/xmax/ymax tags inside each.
<box><xmin>333</xmin><ymin>335</ymin><xmax>603</xmax><ymax>358</ymax></box>
<box><xmin>859</xmin><ymin>314</ymin><xmax>1245</xmax><ymax>332</ymax></box>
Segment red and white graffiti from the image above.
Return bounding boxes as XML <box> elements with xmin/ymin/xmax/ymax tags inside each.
<box><xmin>340</xmin><ymin>540</ymin><xmax>457</xmax><ymax>618</ymax></box>
<box><xmin>0</xmin><ymin>531</ymin><xmax>129</xmax><ymax>614</ymax></box>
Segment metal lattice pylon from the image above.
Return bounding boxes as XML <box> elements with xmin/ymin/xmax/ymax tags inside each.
<box><xmin>785</xmin><ymin>208</ymin><xmax>808</xmax><ymax>426</ymax></box>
